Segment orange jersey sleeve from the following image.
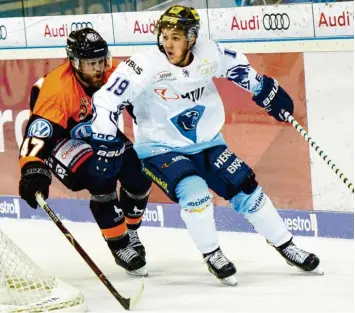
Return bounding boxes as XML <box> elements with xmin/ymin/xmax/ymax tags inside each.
<box><xmin>19</xmin><ymin>62</ymin><xmax>77</xmax><ymax>168</ymax></box>
<box><xmin>32</xmin><ymin>62</ymin><xmax>75</xmax><ymax>128</ymax></box>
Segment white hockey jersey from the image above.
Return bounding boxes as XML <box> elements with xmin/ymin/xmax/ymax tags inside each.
<box><xmin>91</xmin><ymin>39</ymin><xmax>263</xmax><ymax>159</ymax></box>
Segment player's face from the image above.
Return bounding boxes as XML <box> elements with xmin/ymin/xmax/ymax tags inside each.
<box><xmin>162</xmin><ymin>28</ymin><xmax>192</xmax><ymax>66</ymax></box>
<box><xmin>78</xmin><ymin>56</ymin><xmax>106</xmax><ymax>88</ymax></box>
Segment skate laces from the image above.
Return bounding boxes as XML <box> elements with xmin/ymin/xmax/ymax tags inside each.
<box><xmin>128</xmin><ymin>229</ymin><xmax>142</xmax><ymax>248</ymax></box>
<box><xmin>205</xmin><ymin>250</ymin><xmax>229</xmax><ymax>270</ymax></box>
<box><xmin>116</xmin><ymin>247</ymin><xmax>138</xmax><ymax>263</ymax></box>
<box><xmin>282</xmin><ymin>243</ymin><xmax>309</xmax><ymax>264</ymax></box>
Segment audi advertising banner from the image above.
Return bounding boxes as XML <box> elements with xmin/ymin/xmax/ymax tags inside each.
<box><xmin>112</xmin><ymin>9</ymin><xmax>210</xmax><ymax>44</ymax></box>
<box><xmin>0</xmin><ymin>17</ymin><xmax>26</xmax><ymax>48</ymax></box>
<box><xmin>313</xmin><ymin>2</ymin><xmax>354</xmax><ymax>37</ymax></box>
<box><xmin>208</xmin><ymin>4</ymin><xmax>314</xmax><ymax>41</ymax></box>
<box><xmin>0</xmin><ymin>2</ymin><xmax>352</xmax><ymax>48</ymax></box>
<box><xmin>23</xmin><ymin>14</ymin><xmax>115</xmax><ymax>47</ymax></box>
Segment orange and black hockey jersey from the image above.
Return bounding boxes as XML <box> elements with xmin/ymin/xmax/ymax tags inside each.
<box><xmin>19</xmin><ymin>60</ymin><xmax>118</xmax><ymax>169</ymax></box>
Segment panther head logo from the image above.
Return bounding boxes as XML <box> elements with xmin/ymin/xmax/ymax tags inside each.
<box><xmin>226</xmin><ymin>65</ymin><xmax>251</xmax><ymax>89</ymax></box>
<box><xmin>177</xmin><ymin>110</ymin><xmax>200</xmax><ymax>131</ymax></box>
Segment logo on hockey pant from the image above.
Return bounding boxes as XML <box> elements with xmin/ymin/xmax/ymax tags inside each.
<box><xmin>170</xmin><ymin>105</ymin><xmax>205</xmax><ymax>143</ymax></box>
<box><xmin>161</xmin><ymin>155</ymin><xmax>190</xmax><ymax>169</ymax></box>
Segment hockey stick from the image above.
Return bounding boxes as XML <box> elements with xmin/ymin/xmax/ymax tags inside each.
<box><xmin>281</xmin><ymin>110</ymin><xmax>354</xmax><ymax>194</ymax></box>
<box><xmin>35</xmin><ymin>192</ymin><xmax>144</xmax><ymax>311</ymax></box>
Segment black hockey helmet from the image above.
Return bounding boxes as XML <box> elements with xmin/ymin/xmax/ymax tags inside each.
<box><xmin>155</xmin><ymin>5</ymin><xmax>201</xmax><ymax>53</ymax></box>
<box><xmin>66</xmin><ymin>28</ymin><xmax>111</xmax><ymax>70</ymax></box>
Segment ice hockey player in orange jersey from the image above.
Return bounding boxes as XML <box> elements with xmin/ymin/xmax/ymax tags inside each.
<box><xmin>18</xmin><ymin>28</ymin><xmax>150</xmax><ymax>276</ymax></box>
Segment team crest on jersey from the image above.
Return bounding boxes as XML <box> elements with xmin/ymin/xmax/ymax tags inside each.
<box><xmin>182</xmin><ymin>69</ymin><xmax>190</xmax><ymax>77</ymax></box>
<box><xmin>28</xmin><ymin>118</ymin><xmax>53</xmax><ymax>138</ymax></box>
<box><xmin>78</xmin><ymin>97</ymin><xmax>89</xmax><ymax>120</ymax></box>
<box><xmin>170</xmin><ymin>105</ymin><xmax>205</xmax><ymax>143</ymax></box>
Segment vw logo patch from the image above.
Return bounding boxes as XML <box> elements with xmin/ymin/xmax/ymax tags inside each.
<box><xmin>28</xmin><ymin>119</ymin><xmax>53</xmax><ymax>138</ymax></box>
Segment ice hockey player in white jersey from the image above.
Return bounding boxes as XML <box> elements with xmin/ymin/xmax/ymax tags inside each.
<box><xmin>89</xmin><ymin>5</ymin><xmax>322</xmax><ymax>285</ymax></box>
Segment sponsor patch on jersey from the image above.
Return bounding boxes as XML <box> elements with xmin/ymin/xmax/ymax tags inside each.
<box><xmin>198</xmin><ymin>62</ymin><xmax>217</xmax><ymax>77</ymax></box>
<box><xmin>154</xmin><ymin>88</ymin><xmax>180</xmax><ymax>101</ymax></box>
<box><xmin>154</xmin><ymin>71</ymin><xmax>177</xmax><ymax>83</ymax></box>
<box><xmin>124</xmin><ymin>58</ymin><xmax>143</xmax><ymax>75</ymax></box>
<box><xmin>28</xmin><ymin>118</ymin><xmax>53</xmax><ymax>138</ymax></box>
<box><xmin>181</xmin><ymin>87</ymin><xmax>204</xmax><ymax>102</ymax></box>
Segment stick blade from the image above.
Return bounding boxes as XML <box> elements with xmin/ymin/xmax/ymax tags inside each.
<box><xmin>128</xmin><ymin>278</ymin><xmax>144</xmax><ymax>310</ymax></box>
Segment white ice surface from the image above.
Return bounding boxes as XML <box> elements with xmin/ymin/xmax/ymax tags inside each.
<box><xmin>0</xmin><ymin>218</ymin><xmax>353</xmax><ymax>313</ymax></box>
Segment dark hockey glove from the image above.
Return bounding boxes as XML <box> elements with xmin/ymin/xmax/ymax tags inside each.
<box><xmin>88</xmin><ymin>134</ymin><xmax>125</xmax><ymax>179</ymax></box>
<box><xmin>252</xmin><ymin>75</ymin><xmax>294</xmax><ymax>122</ymax></box>
<box><xmin>19</xmin><ymin>162</ymin><xmax>52</xmax><ymax>209</ymax></box>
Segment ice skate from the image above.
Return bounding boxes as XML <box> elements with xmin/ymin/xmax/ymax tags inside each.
<box><xmin>128</xmin><ymin>229</ymin><xmax>146</xmax><ymax>259</ymax></box>
<box><xmin>112</xmin><ymin>246</ymin><xmax>148</xmax><ymax>276</ymax></box>
<box><xmin>276</xmin><ymin>238</ymin><xmax>324</xmax><ymax>275</ymax></box>
<box><xmin>204</xmin><ymin>248</ymin><xmax>238</xmax><ymax>286</ymax></box>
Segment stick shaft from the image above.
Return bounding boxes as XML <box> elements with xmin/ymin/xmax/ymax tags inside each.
<box><xmin>282</xmin><ymin>111</ymin><xmax>354</xmax><ymax>193</ymax></box>
<box><xmin>35</xmin><ymin>193</ymin><xmax>131</xmax><ymax>310</ymax></box>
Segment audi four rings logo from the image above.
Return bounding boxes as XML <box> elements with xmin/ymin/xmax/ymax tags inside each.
<box><xmin>263</xmin><ymin>13</ymin><xmax>290</xmax><ymax>31</ymax></box>
<box><xmin>71</xmin><ymin>22</ymin><xmax>93</xmax><ymax>31</ymax></box>
<box><xmin>0</xmin><ymin>25</ymin><xmax>7</xmax><ymax>40</ymax></box>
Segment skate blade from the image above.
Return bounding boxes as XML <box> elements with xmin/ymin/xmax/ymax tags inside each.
<box><xmin>126</xmin><ymin>265</ymin><xmax>148</xmax><ymax>277</ymax></box>
<box><xmin>286</xmin><ymin>261</ymin><xmax>324</xmax><ymax>275</ymax></box>
<box><xmin>220</xmin><ymin>274</ymin><xmax>238</xmax><ymax>286</ymax></box>
<box><xmin>311</xmin><ymin>266</ymin><xmax>324</xmax><ymax>275</ymax></box>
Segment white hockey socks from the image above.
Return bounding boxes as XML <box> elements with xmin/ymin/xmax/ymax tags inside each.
<box><xmin>244</xmin><ymin>193</ymin><xmax>292</xmax><ymax>247</ymax></box>
<box><xmin>180</xmin><ymin>203</ymin><xmax>219</xmax><ymax>254</ymax></box>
